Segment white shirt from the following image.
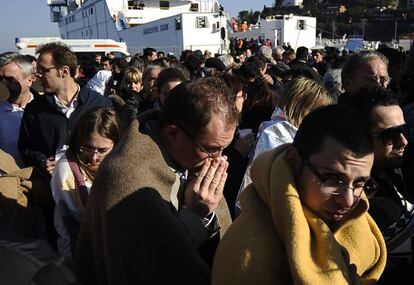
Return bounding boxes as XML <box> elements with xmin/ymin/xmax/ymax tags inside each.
<box><xmin>53</xmin><ymin>84</ymin><xmax>80</xmax><ymax>119</ymax></box>
<box><xmin>235</xmin><ymin>107</ymin><xmax>297</xmax><ymax>215</ymax></box>
<box><xmin>0</xmin><ymin>95</ymin><xmax>34</xmax><ymax>167</ymax></box>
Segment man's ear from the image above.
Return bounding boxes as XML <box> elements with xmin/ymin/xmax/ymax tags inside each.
<box><xmin>162</xmin><ymin>124</ymin><xmax>181</xmax><ymax>144</ymax></box>
<box><xmin>26</xmin><ymin>75</ymin><xmax>33</xmax><ymax>87</ymax></box>
<box><xmin>60</xmin><ymin>66</ymin><xmax>71</xmax><ymax>78</ymax></box>
<box><xmin>284</xmin><ymin>146</ymin><xmax>301</xmax><ymax>170</ymax></box>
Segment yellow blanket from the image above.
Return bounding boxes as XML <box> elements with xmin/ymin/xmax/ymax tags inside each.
<box><xmin>213</xmin><ymin>144</ymin><xmax>386</xmax><ymax>284</ymax></box>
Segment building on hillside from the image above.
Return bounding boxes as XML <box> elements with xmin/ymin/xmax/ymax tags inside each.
<box><xmin>401</xmin><ymin>0</ymin><xmax>414</xmax><ymax>9</ymax></box>
<box><xmin>280</xmin><ymin>0</ymin><xmax>303</xmax><ymax>7</ymax></box>
<box><xmin>231</xmin><ymin>14</ymin><xmax>316</xmax><ymax>50</ymax></box>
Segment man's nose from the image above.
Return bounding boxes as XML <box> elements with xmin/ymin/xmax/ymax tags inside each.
<box><xmin>396</xmin><ymin>132</ymin><xmax>408</xmax><ymax>149</ymax></box>
<box><xmin>334</xmin><ymin>187</ymin><xmax>355</xmax><ymax>209</ymax></box>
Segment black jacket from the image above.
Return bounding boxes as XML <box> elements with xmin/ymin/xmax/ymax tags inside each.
<box><xmin>18</xmin><ymin>87</ymin><xmax>112</xmax><ymax>170</ymax></box>
<box><xmin>288</xmin><ymin>59</ymin><xmax>322</xmax><ymax>83</ymax></box>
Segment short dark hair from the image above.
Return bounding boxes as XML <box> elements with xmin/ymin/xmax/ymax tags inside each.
<box><xmin>161</xmin><ymin>77</ymin><xmax>239</xmax><ymax>138</ymax></box>
<box><xmin>293</xmin><ymin>105</ymin><xmax>373</xmax><ymax>158</ymax></box>
<box><xmin>219</xmin><ymin>73</ymin><xmax>244</xmax><ymax>102</ymax></box>
<box><xmin>347</xmin><ymin>84</ymin><xmax>399</xmax><ymax>124</ymax></box>
<box><xmin>143</xmin><ymin>47</ymin><xmax>156</xmax><ymax>57</ymax></box>
<box><xmin>36</xmin><ymin>42</ymin><xmax>78</xmax><ymax>77</ymax></box>
<box><xmin>246</xmin><ymin>55</ymin><xmax>267</xmax><ymax>71</ymax></box>
<box><xmin>295</xmin><ymin>46</ymin><xmax>309</xmax><ymax>61</ymax></box>
<box><xmin>101</xmin><ymin>56</ymin><xmax>113</xmax><ymax>64</ymax></box>
<box><xmin>69</xmin><ymin>107</ymin><xmax>121</xmax><ymax>156</ymax></box>
<box><xmin>156</xmin><ymin>67</ymin><xmax>188</xmax><ymax>92</ymax></box>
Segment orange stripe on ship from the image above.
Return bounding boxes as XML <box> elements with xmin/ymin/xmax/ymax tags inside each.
<box><xmin>27</xmin><ymin>45</ymin><xmax>38</xmax><ymax>48</ymax></box>
<box><xmin>94</xmin><ymin>44</ymin><xmax>120</xmax><ymax>48</ymax></box>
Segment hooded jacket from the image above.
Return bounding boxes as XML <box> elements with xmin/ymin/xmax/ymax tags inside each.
<box><xmin>212</xmin><ymin>144</ymin><xmax>386</xmax><ymax>285</ymax></box>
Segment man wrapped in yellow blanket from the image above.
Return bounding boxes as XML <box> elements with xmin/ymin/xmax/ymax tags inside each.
<box><xmin>213</xmin><ymin>105</ymin><xmax>386</xmax><ymax>284</ymax></box>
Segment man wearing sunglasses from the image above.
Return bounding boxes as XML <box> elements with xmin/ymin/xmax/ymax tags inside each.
<box><xmin>213</xmin><ymin>105</ymin><xmax>386</xmax><ymax>284</ymax></box>
<box><xmin>0</xmin><ymin>53</ymin><xmax>35</xmax><ymax>167</ymax></box>
<box><xmin>76</xmin><ymin>77</ymin><xmax>239</xmax><ymax>284</ymax></box>
<box><xmin>349</xmin><ymin>85</ymin><xmax>413</xmax><ymax>282</ymax></box>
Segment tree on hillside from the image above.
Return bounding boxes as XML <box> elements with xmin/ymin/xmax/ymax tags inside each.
<box><xmin>238</xmin><ymin>10</ymin><xmax>261</xmax><ymax>24</ymax></box>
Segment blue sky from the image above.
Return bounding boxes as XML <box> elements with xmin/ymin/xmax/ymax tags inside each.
<box><xmin>0</xmin><ymin>0</ymin><xmax>274</xmax><ymax>52</ymax></box>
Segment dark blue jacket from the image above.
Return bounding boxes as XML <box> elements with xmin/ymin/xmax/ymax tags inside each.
<box><xmin>18</xmin><ymin>87</ymin><xmax>112</xmax><ymax>171</ymax></box>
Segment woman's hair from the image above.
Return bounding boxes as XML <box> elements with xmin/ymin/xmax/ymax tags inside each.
<box><xmin>244</xmin><ymin>80</ymin><xmax>278</xmax><ymax>110</ymax></box>
<box><xmin>123</xmin><ymin>67</ymin><xmax>143</xmax><ymax>85</ymax></box>
<box><xmin>69</xmin><ymin>107</ymin><xmax>121</xmax><ymax>156</ymax></box>
<box><xmin>282</xmin><ymin>77</ymin><xmax>334</xmax><ymax>127</ymax></box>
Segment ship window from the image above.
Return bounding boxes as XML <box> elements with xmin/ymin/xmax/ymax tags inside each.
<box><xmin>190</xmin><ymin>3</ymin><xmax>199</xmax><ymax>12</ymax></box>
<box><xmin>90</xmin><ymin>8</ymin><xmax>93</xmax><ymax>15</ymax></box>
<box><xmin>297</xmin><ymin>20</ymin><xmax>306</xmax><ymax>30</ymax></box>
<box><xmin>86</xmin><ymin>29</ymin><xmax>88</xmax><ymax>36</ymax></box>
<box><xmin>196</xmin><ymin>16</ymin><xmax>208</xmax><ymax>28</ymax></box>
<box><xmin>129</xmin><ymin>0</ymin><xmax>145</xmax><ymax>10</ymax></box>
<box><xmin>175</xmin><ymin>17</ymin><xmax>182</xmax><ymax>30</ymax></box>
<box><xmin>90</xmin><ymin>29</ymin><xmax>93</xmax><ymax>36</ymax></box>
<box><xmin>72</xmin><ymin>15</ymin><xmax>75</xmax><ymax>22</ymax></box>
<box><xmin>160</xmin><ymin>1</ymin><xmax>169</xmax><ymax>10</ymax></box>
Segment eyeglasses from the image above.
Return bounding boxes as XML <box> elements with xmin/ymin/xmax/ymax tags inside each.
<box><xmin>79</xmin><ymin>145</ymin><xmax>111</xmax><ymax>158</ymax></box>
<box><xmin>302</xmin><ymin>154</ymin><xmax>375</xmax><ymax>200</ymax></box>
<box><xmin>177</xmin><ymin>124</ymin><xmax>227</xmax><ymax>158</ymax></box>
<box><xmin>371</xmin><ymin>123</ymin><xmax>410</xmax><ymax>146</ymax></box>
<box><xmin>364</xmin><ymin>75</ymin><xmax>390</xmax><ymax>87</ymax></box>
<box><xmin>36</xmin><ymin>66</ymin><xmax>56</xmax><ymax>76</ymax></box>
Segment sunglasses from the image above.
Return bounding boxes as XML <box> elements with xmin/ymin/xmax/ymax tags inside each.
<box><xmin>371</xmin><ymin>124</ymin><xmax>411</xmax><ymax>145</ymax></box>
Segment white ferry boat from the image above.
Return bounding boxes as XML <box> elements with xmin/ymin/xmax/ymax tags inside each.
<box><xmin>47</xmin><ymin>0</ymin><xmax>228</xmax><ymax>56</ymax></box>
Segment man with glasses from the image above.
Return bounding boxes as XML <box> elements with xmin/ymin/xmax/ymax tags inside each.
<box><xmin>349</xmin><ymin>85</ymin><xmax>413</xmax><ymax>283</ymax></box>
<box><xmin>18</xmin><ymin>42</ymin><xmax>111</xmax><ymax>177</ymax></box>
<box><xmin>213</xmin><ymin>105</ymin><xmax>386</xmax><ymax>284</ymax></box>
<box><xmin>0</xmin><ymin>53</ymin><xmax>35</xmax><ymax>167</ymax></box>
<box><xmin>339</xmin><ymin>50</ymin><xmax>390</xmax><ymax>105</ymax></box>
<box><xmin>76</xmin><ymin>77</ymin><xmax>239</xmax><ymax>284</ymax></box>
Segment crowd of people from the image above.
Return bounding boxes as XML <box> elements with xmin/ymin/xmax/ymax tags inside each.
<box><xmin>0</xmin><ymin>39</ymin><xmax>413</xmax><ymax>284</ymax></box>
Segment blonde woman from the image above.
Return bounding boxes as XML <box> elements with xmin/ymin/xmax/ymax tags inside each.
<box><xmin>236</xmin><ymin>77</ymin><xmax>334</xmax><ymax>215</ymax></box>
<box><xmin>119</xmin><ymin>66</ymin><xmax>143</xmax><ymax>101</ymax></box>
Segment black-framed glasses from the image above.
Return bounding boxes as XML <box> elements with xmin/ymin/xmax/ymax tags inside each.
<box><xmin>371</xmin><ymin>123</ymin><xmax>410</xmax><ymax>146</ymax></box>
<box><xmin>79</xmin><ymin>145</ymin><xmax>111</xmax><ymax>158</ymax></box>
<box><xmin>36</xmin><ymin>66</ymin><xmax>56</xmax><ymax>76</ymax></box>
<box><xmin>302</xmin><ymin>154</ymin><xmax>375</xmax><ymax>200</ymax></box>
<box><xmin>177</xmin><ymin>124</ymin><xmax>227</xmax><ymax>158</ymax></box>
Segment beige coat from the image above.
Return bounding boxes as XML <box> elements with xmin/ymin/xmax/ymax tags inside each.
<box><xmin>76</xmin><ymin>113</ymin><xmax>232</xmax><ymax>285</ymax></box>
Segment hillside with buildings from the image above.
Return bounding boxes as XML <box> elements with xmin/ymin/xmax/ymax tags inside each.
<box><xmin>236</xmin><ymin>0</ymin><xmax>414</xmax><ymax>41</ymax></box>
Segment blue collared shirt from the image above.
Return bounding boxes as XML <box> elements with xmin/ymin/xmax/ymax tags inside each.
<box><xmin>0</xmin><ymin>96</ymin><xmax>33</xmax><ymax>167</ymax></box>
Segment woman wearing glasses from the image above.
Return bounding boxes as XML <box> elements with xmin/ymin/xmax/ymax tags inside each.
<box><xmin>51</xmin><ymin>107</ymin><xmax>121</xmax><ymax>258</ymax></box>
